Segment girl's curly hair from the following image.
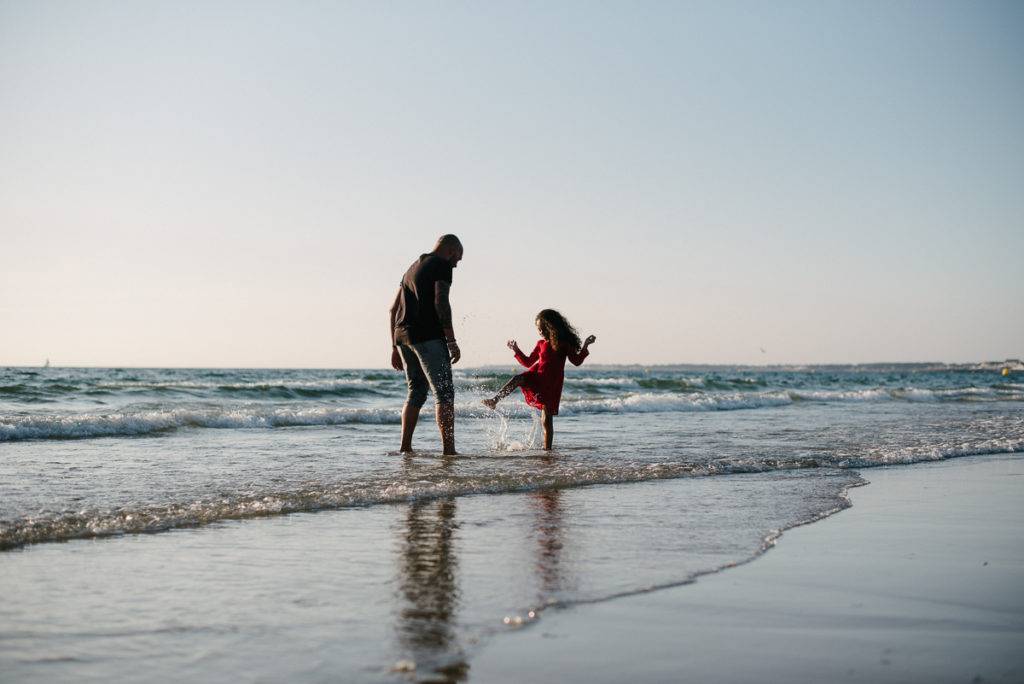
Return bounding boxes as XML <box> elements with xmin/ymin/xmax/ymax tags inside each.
<box><xmin>536</xmin><ymin>309</ymin><xmax>582</xmax><ymax>354</ymax></box>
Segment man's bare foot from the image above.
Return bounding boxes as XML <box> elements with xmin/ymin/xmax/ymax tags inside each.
<box><xmin>482</xmin><ymin>398</ymin><xmax>498</xmax><ymax>410</ymax></box>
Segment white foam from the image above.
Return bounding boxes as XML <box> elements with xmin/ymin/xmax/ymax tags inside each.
<box><xmin>560</xmin><ymin>392</ymin><xmax>793</xmax><ymax>414</ymax></box>
<box><xmin>564</xmin><ymin>376</ymin><xmax>643</xmax><ymax>386</ymax></box>
<box><xmin>0</xmin><ymin>406</ymin><xmax>401</xmax><ymax>441</ymax></box>
<box><xmin>788</xmin><ymin>389</ymin><xmax>893</xmax><ymax>402</ymax></box>
<box><xmin>838</xmin><ymin>437</ymin><xmax>1024</xmax><ymax>467</ymax></box>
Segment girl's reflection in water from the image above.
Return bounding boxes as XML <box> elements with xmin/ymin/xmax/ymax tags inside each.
<box><xmin>530</xmin><ymin>458</ymin><xmax>566</xmax><ymax>599</ymax></box>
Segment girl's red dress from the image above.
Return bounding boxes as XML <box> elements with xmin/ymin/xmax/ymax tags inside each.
<box><xmin>514</xmin><ymin>339</ymin><xmax>589</xmax><ymax>415</ymax></box>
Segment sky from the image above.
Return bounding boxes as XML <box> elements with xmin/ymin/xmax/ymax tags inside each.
<box><xmin>1</xmin><ymin>1</ymin><xmax>1022</xmax><ymax>368</ymax></box>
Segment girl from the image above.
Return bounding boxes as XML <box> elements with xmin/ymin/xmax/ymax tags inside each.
<box><xmin>482</xmin><ymin>309</ymin><xmax>596</xmax><ymax>449</ymax></box>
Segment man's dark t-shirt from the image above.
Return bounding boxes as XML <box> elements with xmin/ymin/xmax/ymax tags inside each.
<box><xmin>394</xmin><ymin>254</ymin><xmax>453</xmax><ymax>345</ymax></box>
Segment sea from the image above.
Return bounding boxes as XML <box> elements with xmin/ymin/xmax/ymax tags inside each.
<box><xmin>1</xmin><ymin>363</ymin><xmax>1022</xmax><ymax>682</ymax></box>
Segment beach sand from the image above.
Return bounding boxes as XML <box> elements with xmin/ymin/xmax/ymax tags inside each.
<box><xmin>471</xmin><ymin>453</ymin><xmax>1024</xmax><ymax>684</ymax></box>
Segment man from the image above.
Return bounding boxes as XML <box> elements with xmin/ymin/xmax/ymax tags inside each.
<box><xmin>389</xmin><ymin>234</ymin><xmax>463</xmax><ymax>455</ymax></box>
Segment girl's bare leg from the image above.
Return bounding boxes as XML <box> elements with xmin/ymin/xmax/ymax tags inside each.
<box><xmin>542</xmin><ymin>409</ymin><xmax>554</xmax><ymax>450</ymax></box>
<box><xmin>482</xmin><ymin>374</ymin><xmax>524</xmax><ymax>410</ymax></box>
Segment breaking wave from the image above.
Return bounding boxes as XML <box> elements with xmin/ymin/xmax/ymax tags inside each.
<box><xmin>4</xmin><ymin>382</ymin><xmax>1023</xmax><ymax>442</ymax></box>
<box><xmin>0</xmin><ymin>406</ymin><xmax>400</xmax><ymax>441</ymax></box>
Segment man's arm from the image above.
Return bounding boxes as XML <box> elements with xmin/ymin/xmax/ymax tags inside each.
<box><xmin>434</xmin><ymin>280</ymin><xmax>460</xmax><ymax>364</ymax></box>
<box><xmin>389</xmin><ymin>288</ymin><xmax>403</xmax><ymax>371</ymax></box>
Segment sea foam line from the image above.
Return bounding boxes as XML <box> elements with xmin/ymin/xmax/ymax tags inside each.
<box><xmin>3</xmin><ymin>440</ymin><xmax>1022</xmax><ymax>551</ymax></box>
<box><xmin>0</xmin><ymin>457</ymin><xmax>855</xmax><ymax>551</ymax></box>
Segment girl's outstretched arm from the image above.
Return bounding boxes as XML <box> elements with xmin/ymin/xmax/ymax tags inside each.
<box><xmin>568</xmin><ymin>334</ymin><xmax>596</xmax><ymax>366</ymax></box>
<box><xmin>511</xmin><ymin>339</ymin><xmax>541</xmax><ymax>368</ymax></box>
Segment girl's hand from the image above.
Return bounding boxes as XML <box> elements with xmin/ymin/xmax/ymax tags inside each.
<box><xmin>584</xmin><ymin>334</ymin><xmax>597</xmax><ymax>346</ymax></box>
<box><xmin>507</xmin><ymin>339</ymin><xmax>520</xmax><ymax>352</ymax></box>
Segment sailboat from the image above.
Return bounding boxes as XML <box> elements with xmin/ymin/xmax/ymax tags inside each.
<box><xmin>43</xmin><ymin>358</ymin><xmax>50</xmax><ymax>369</ymax></box>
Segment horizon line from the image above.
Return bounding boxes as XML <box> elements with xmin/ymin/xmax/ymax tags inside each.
<box><xmin>3</xmin><ymin>359</ymin><xmax>1021</xmax><ymax>371</ymax></box>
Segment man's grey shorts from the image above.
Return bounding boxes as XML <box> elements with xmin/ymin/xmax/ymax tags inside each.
<box><xmin>397</xmin><ymin>339</ymin><xmax>455</xmax><ymax>408</ymax></box>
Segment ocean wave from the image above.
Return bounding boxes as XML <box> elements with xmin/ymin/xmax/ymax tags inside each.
<box><xmin>3</xmin><ymin>393</ymin><xmax>810</xmax><ymax>442</ymax></box>
<box><xmin>787</xmin><ymin>387</ymin><xmax>1023</xmax><ymax>403</ymax></box>
<box><xmin>635</xmin><ymin>378</ymin><xmax>702</xmax><ymax>391</ymax></box>
<box><xmin>560</xmin><ymin>392</ymin><xmax>793</xmax><ymax>414</ymax></box>
<box><xmin>4</xmin><ymin>383</ymin><xmax>1023</xmax><ymax>441</ymax></box>
<box><xmin>561</xmin><ymin>386</ymin><xmax>1023</xmax><ymax>413</ymax></box>
<box><xmin>0</xmin><ymin>406</ymin><xmax>401</xmax><ymax>441</ymax></box>
<box><xmin>102</xmin><ymin>379</ymin><xmax>393</xmax><ymax>397</ymax></box>
<box><xmin>786</xmin><ymin>389</ymin><xmax>892</xmax><ymax>402</ymax></box>
<box><xmin>6</xmin><ymin>367</ymin><xmax>1023</xmax><ymax>408</ymax></box>
<box><xmin>94</xmin><ymin>378</ymin><xmax>382</xmax><ymax>389</ymax></box>
<box><xmin>0</xmin><ymin>378</ymin><xmax>397</xmax><ymax>401</ymax></box>
<box><xmin>0</xmin><ymin>394</ymin><xmax>786</xmax><ymax>441</ymax></box>
<box><xmin>558</xmin><ymin>376</ymin><xmax>766</xmax><ymax>392</ymax></box>
<box><xmin>212</xmin><ymin>384</ymin><xmax>391</xmax><ymax>399</ymax></box>
<box><xmin>0</xmin><ymin>383</ymin><xmax>82</xmax><ymax>398</ymax></box>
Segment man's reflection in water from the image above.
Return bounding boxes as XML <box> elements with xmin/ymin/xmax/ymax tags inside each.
<box><xmin>396</xmin><ymin>486</ymin><xmax>468</xmax><ymax>682</ymax></box>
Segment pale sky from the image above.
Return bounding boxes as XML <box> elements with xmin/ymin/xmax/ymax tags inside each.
<box><xmin>2</xmin><ymin>1</ymin><xmax>1022</xmax><ymax>368</ymax></box>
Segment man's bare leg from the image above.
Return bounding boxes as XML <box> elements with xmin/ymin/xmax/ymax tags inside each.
<box><xmin>542</xmin><ymin>409</ymin><xmax>554</xmax><ymax>450</ymax></box>
<box><xmin>482</xmin><ymin>374</ymin><xmax>524</xmax><ymax>410</ymax></box>
<box><xmin>400</xmin><ymin>403</ymin><xmax>420</xmax><ymax>452</ymax></box>
<box><xmin>436</xmin><ymin>400</ymin><xmax>456</xmax><ymax>455</ymax></box>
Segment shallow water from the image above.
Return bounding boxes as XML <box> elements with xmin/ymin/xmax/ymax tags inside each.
<box><xmin>1</xmin><ymin>364</ymin><xmax>1022</xmax><ymax>681</ymax></box>
<box><xmin>1</xmin><ymin>470</ymin><xmax>859</xmax><ymax>683</ymax></box>
<box><xmin>1</xmin><ymin>365</ymin><xmax>1021</xmax><ymax>549</ymax></box>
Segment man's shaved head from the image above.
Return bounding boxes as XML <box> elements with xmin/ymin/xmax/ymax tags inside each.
<box><xmin>434</xmin><ymin>234</ymin><xmax>463</xmax><ymax>252</ymax></box>
<box><xmin>433</xmin><ymin>234</ymin><xmax>463</xmax><ymax>268</ymax></box>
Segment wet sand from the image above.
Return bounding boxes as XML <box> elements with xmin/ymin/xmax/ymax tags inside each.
<box><xmin>471</xmin><ymin>453</ymin><xmax>1024</xmax><ymax>683</ymax></box>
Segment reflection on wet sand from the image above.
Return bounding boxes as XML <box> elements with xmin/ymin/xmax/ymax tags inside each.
<box><xmin>396</xmin><ymin>493</ymin><xmax>468</xmax><ymax>682</ymax></box>
<box><xmin>530</xmin><ymin>487</ymin><xmax>566</xmax><ymax>599</ymax></box>
<box><xmin>394</xmin><ymin>457</ymin><xmax>569</xmax><ymax>682</ymax></box>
